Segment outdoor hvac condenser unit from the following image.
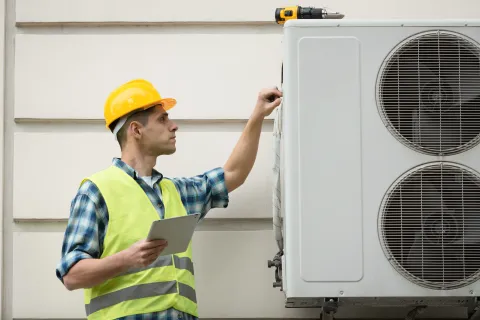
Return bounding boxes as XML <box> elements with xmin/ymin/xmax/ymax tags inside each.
<box><xmin>269</xmin><ymin>19</ymin><xmax>480</xmax><ymax>317</ymax></box>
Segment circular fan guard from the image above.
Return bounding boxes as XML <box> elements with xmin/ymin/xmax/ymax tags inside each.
<box><xmin>379</xmin><ymin>162</ymin><xmax>480</xmax><ymax>290</ymax></box>
<box><xmin>377</xmin><ymin>31</ymin><xmax>480</xmax><ymax>156</ymax></box>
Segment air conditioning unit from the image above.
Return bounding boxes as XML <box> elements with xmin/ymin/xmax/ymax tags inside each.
<box><xmin>269</xmin><ymin>19</ymin><xmax>480</xmax><ymax>318</ymax></box>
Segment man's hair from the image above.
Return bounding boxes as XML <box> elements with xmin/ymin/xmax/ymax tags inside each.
<box><xmin>110</xmin><ymin>107</ymin><xmax>157</xmax><ymax>149</ymax></box>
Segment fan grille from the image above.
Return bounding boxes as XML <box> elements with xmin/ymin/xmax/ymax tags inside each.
<box><xmin>377</xmin><ymin>31</ymin><xmax>480</xmax><ymax>156</ymax></box>
<box><xmin>379</xmin><ymin>162</ymin><xmax>480</xmax><ymax>290</ymax></box>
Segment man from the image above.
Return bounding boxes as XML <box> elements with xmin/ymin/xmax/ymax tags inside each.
<box><xmin>55</xmin><ymin>78</ymin><xmax>282</xmax><ymax>320</ymax></box>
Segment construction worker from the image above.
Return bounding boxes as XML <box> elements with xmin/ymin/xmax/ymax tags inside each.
<box><xmin>55</xmin><ymin>79</ymin><xmax>283</xmax><ymax>320</ymax></box>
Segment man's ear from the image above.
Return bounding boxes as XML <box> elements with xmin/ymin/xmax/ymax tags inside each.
<box><xmin>129</xmin><ymin>121</ymin><xmax>143</xmax><ymax>140</ymax></box>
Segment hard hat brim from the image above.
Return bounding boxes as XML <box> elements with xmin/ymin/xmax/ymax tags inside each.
<box><xmin>157</xmin><ymin>98</ymin><xmax>177</xmax><ymax>111</ymax></box>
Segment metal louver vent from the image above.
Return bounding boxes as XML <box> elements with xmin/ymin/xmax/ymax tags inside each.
<box><xmin>377</xmin><ymin>31</ymin><xmax>480</xmax><ymax>156</ymax></box>
<box><xmin>379</xmin><ymin>162</ymin><xmax>480</xmax><ymax>290</ymax></box>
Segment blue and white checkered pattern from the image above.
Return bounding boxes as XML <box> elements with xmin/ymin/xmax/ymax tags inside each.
<box><xmin>56</xmin><ymin>158</ymin><xmax>229</xmax><ymax>320</ymax></box>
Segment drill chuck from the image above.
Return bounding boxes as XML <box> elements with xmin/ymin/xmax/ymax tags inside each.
<box><xmin>297</xmin><ymin>7</ymin><xmax>326</xmax><ymax>19</ymax></box>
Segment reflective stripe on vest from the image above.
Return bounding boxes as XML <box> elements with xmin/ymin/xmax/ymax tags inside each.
<box><xmin>81</xmin><ymin>166</ymin><xmax>198</xmax><ymax>320</ymax></box>
<box><xmin>85</xmin><ymin>281</ymin><xmax>197</xmax><ymax>316</ymax></box>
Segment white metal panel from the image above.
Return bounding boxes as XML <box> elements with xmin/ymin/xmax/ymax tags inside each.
<box><xmin>12</xmin><ymin>231</ymin><xmax>321</xmax><ymax>319</ymax></box>
<box><xmin>13</xmin><ymin>130</ymin><xmax>273</xmax><ymax>220</ymax></box>
<box><xmin>15</xmin><ymin>0</ymin><xmax>480</xmax><ymax>24</ymax></box>
<box><xmin>282</xmin><ymin>21</ymin><xmax>480</xmax><ymax>299</ymax></box>
<box><xmin>14</xmin><ymin>33</ymin><xmax>282</xmax><ymax>120</ymax></box>
<box><xmin>297</xmin><ymin>36</ymin><xmax>363</xmax><ymax>282</ymax></box>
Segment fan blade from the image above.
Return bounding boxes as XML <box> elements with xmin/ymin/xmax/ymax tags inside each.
<box><xmin>411</xmin><ymin>107</ymin><xmax>460</xmax><ymax>151</ymax></box>
<box><xmin>442</xmin><ymin>72</ymin><xmax>480</xmax><ymax>106</ymax></box>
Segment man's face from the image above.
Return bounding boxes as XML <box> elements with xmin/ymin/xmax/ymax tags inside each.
<box><xmin>139</xmin><ymin>105</ymin><xmax>178</xmax><ymax>156</ymax></box>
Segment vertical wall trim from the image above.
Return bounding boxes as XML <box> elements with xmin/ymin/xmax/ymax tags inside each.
<box><xmin>0</xmin><ymin>0</ymin><xmax>5</xmax><ymax>314</ymax></box>
<box><xmin>2</xmin><ymin>0</ymin><xmax>13</xmax><ymax>316</ymax></box>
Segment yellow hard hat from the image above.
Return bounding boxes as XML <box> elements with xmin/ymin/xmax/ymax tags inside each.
<box><xmin>104</xmin><ymin>79</ymin><xmax>176</xmax><ymax>130</ymax></box>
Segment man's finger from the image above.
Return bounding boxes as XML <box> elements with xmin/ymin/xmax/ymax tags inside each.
<box><xmin>144</xmin><ymin>244</ymin><xmax>167</xmax><ymax>257</ymax></box>
<box><xmin>144</xmin><ymin>243</ymin><xmax>167</xmax><ymax>253</ymax></box>
<box><xmin>265</xmin><ymin>89</ymin><xmax>282</xmax><ymax>99</ymax></box>
<box><xmin>143</xmin><ymin>239</ymin><xmax>168</xmax><ymax>248</ymax></box>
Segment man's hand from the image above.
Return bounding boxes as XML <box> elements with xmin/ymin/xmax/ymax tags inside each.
<box><xmin>122</xmin><ymin>239</ymin><xmax>168</xmax><ymax>268</ymax></box>
<box><xmin>253</xmin><ymin>87</ymin><xmax>283</xmax><ymax>118</ymax></box>
<box><xmin>223</xmin><ymin>86</ymin><xmax>283</xmax><ymax>193</ymax></box>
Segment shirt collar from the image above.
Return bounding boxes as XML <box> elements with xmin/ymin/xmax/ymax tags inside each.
<box><xmin>112</xmin><ymin>157</ymin><xmax>163</xmax><ymax>182</ymax></box>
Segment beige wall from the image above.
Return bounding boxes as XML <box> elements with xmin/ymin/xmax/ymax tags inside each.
<box><xmin>3</xmin><ymin>0</ymin><xmax>480</xmax><ymax>319</ymax></box>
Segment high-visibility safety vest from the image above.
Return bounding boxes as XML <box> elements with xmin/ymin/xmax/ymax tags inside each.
<box><xmin>81</xmin><ymin>165</ymin><xmax>198</xmax><ymax>320</ymax></box>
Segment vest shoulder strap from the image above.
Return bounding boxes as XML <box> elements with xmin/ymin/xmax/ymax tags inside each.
<box><xmin>81</xmin><ymin>165</ymin><xmax>122</xmax><ymax>187</ymax></box>
<box><xmin>159</xmin><ymin>178</ymin><xmax>187</xmax><ymax>219</ymax></box>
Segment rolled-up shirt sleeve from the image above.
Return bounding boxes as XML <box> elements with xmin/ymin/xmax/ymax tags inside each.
<box><xmin>55</xmin><ymin>181</ymin><xmax>107</xmax><ymax>283</ymax></box>
<box><xmin>170</xmin><ymin>167</ymin><xmax>229</xmax><ymax>219</ymax></box>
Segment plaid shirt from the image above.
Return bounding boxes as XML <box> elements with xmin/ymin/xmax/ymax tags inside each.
<box><xmin>56</xmin><ymin>158</ymin><xmax>229</xmax><ymax>320</ymax></box>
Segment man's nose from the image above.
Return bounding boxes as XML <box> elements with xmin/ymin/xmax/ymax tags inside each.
<box><xmin>170</xmin><ymin>121</ymin><xmax>178</xmax><ymax>131</ymax></box>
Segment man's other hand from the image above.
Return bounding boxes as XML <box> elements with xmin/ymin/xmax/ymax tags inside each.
<box><xmin>123</xmin><ymin>239</ymin><xmax>168</xmax><ymax>268</ymax></box>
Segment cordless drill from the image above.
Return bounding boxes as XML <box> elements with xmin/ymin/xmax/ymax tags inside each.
<box><xmin>275</xmin><ymin>6</ymin><xmax>344</xmax><ymax>24</ymax></box>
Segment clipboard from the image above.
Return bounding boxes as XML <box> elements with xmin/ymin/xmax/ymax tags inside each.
<box><xmin>146</xmin><ymin>213</ymin><xmax>201</xmax><ymax>256</ymax></box>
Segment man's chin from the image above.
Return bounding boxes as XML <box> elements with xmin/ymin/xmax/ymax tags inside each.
<box><xmin>162</xmin><ymin>147</ymin><xmax>176</xmax><ymax>155</ymax></box>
